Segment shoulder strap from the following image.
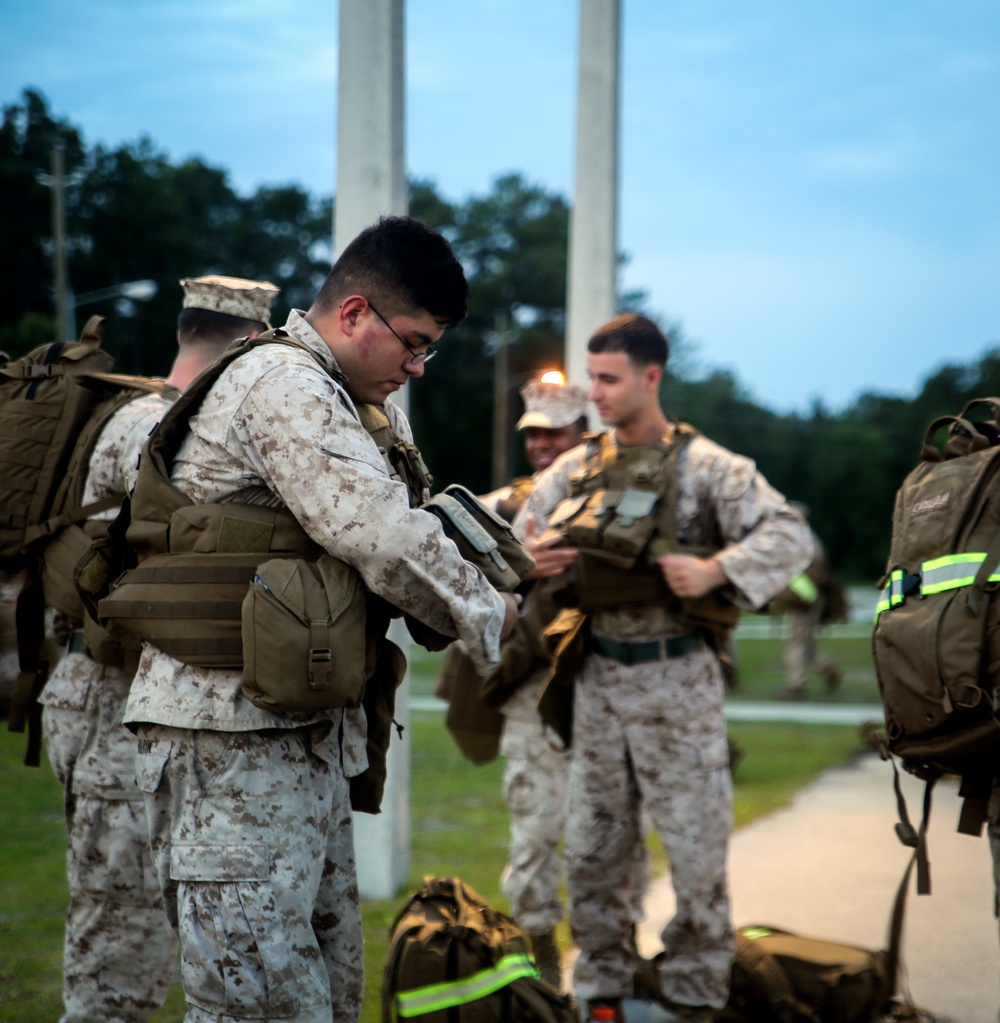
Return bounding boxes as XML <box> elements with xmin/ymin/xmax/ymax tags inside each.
<box><xmin>26</xmin><ymin>380</ymin><xmax>182</xmax><ymax>548</ymax></box>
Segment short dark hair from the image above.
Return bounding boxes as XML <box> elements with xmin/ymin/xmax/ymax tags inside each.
<box><xmin>177</xmin><ymin>307</ymin><xmax>266</xmax><ymax>348</ymax></box>
<box><xmin>312</xmin><ymin>216</ymin><xmax>468</xmax><ymax>327</ymax></box>
<box><xmin>587</xmin><ymin>314</ymin><xmax>669</xmax><ymax>369</ymax></box>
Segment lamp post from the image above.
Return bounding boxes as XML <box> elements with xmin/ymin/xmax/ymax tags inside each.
<box><xmin>69</xmin><ymin>279</ymin><xmax>158</xmax><ymax>340</ymax></box>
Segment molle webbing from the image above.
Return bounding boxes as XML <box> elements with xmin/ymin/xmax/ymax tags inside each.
<box><xmin>102</xmin><ymin>329</ymin><xmax>427</xmax><ymax>668</ymax></box>
<box><xmin>357</xmin><ymin>401</ymin><xmax>434</xmax><ymax>507</ymax></box>
<box><xmin>563</xmin><ymin>427</ymin><xmax>738</xmax><ymax>642</ymax></box>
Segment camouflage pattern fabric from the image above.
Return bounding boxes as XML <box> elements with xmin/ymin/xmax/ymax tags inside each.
<box><xmin>783</xmin><ymin>598</ymin><xmax>839</xmax><ymax>694</ymax></box>
<box><xmin>125</xmin><ymin>310</ymin><xmax>505</xmax><ymax>735</ymax></box>
<box><xmin>38</xmin><ymin>392</ymin><xmax>177</xmax><ymax>1023</ymax></box>
<box><xmin>500</xmin><ymin>703</ymin><xmax>650</xmax><ymax>937</ymax></box>
<box><xmin>123</xmin><ymin>310</ymin><xmax>506</xmax><ymax>1023</ymax></box>
<box><xmin>515</xmin><ymin>431</ymin><xmax>813</xmax><ymax>1010</ymax></box>
<box><xmin>135</xmin><ymin>722</ymin><xmax>361</xmax><ymax>1023</ymax></box>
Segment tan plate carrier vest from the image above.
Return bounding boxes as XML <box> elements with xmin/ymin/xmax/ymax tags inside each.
<box><xmin>549</xmin><ymin>425</ymin><xmax>739</xmax><ymax>647</ymax></box>
<box><xmin>97</xmin><ymin>329</ymin><xmax>432</xmax><ymax>671</ymax></box>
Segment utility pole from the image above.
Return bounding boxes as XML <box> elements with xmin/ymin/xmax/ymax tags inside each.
<box><xmin>566</xmin><ymin>0</ymin><xmax>621</xmax><ymax>414</ymax></box>
<box><xmin>50</xmin><ymin>145</ymin><xmax>73</xmax><ymax>340</ymax></box>
<box><xmin>336</xmin><ymin>0</ymin><xmax>410</xmax><ymax>901</ymax></box>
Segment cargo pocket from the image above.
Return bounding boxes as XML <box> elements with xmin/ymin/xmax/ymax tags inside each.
<box><xmin>170</xmin><ymin>842</ymin><xmax>298</xmax><ymax>1018</ymax></box>
<box><xmin>135</xmin><ymin>743</ymin><xmax>169</xmax><ymax>796</ymax></box>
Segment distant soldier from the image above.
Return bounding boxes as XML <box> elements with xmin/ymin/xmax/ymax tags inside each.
<box><xmin>772</xmin><ymin>521</ymin><xmax>847</xmax><ymax>698</ymax></box>
<box><xmin>439</xmin><ymin>374</ymin><xmax>649</xmax><ymax>988</ymax></box>
<box><xmin>516</xmin><ymin>314</ymin><xmax>813</xmax><ymax>1023</ymax></box>
<box><xmin>40</xmin><ymin>275</ymin><xmax>279</xmax><ymax>1023</ymax></box>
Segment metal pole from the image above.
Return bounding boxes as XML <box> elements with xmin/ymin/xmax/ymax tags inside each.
<box><xmin>566</xmin><ymin>0</ymin><xmax>621</xmax><ymax>417</ymax></box>
<box><xmin>50</xmin><ymin>145</ymin><xmax>72</xmax><ymax>340</ymax></box>
<box><xmin>337</xmin><ymin>0</ymin><xmax>410</xmax><ymax>901</ymax></box>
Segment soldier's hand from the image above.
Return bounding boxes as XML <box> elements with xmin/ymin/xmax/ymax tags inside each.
<box><xmin>522</xmin><ymin>514</ymin><xmax>579</xmax><ymax>579</ymax></box>
<box><xmin>657</xmin><ymin>553</ymin><xmax>727</xmax><ymax>598</ymax></box>
<box><xmin>500</xmin><ymin>592</ymin><xmax>522</xmax><ymax>640</ymax></box>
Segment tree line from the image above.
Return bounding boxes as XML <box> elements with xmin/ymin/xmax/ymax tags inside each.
<box><xmin>3</xmin><ymin>87</ymin><xmax>998</xmax><ymax>584</ymax></box>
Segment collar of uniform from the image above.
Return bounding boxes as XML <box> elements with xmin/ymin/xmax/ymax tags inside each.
<box><xmin>282</xmin><ymin>309</ymin><xmax>345</xmax><ymax>379</ymax></box>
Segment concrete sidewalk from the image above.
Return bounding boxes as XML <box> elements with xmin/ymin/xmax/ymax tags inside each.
<box><xmin>626</xmin><ymin>753</ymin><xmax>999</xmax><ymax>1021</ymax></box>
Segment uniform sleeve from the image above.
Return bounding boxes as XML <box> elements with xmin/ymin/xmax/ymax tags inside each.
<box><xmin>82</xmin><ymin>396</ymin><xmax>170</xmax><ymax>516</ymax></box>
<box><xmin>689</xmin><ymin>441</ymin><xmax>814</xmax><ymax>610</ymax></box>
<box><xmin>511</xmin><ymin>449</ymin><xmax>585</xmax><ymax>539</ymax></box>
<box><xmin>231</xmin><ymin>363</ymin><xmax>507</xmax><ymax>674</ymax></box>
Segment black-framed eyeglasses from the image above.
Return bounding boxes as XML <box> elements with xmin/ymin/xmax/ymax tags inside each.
<box><xmin>367</xmin><ymin>301</ymin><xmax>436</xmax><ymax>363</ymax></box>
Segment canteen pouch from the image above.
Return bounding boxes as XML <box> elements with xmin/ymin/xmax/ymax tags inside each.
<box><xmin>423</xmin><ymin>484</ymin><xmax>534</xmax><ymax>592</ymax></box>
<box><xmin>241</xmin><ymin>554</ymin><xmax>367</xmax><ymax>714</ymax></box>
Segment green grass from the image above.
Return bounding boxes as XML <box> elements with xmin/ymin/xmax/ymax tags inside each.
<box><xmin>0</xmin><ymin>632</ymin><xmax>876</xmax><ymax>1023</ymax></box>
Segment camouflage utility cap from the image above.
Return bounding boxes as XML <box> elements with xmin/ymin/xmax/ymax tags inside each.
<box><xmin>517</xmin><ymin>379</ymin><xmax>588</xmax><ymax>431</ymax></box>
<box><xmin>180</xmin><ymin>275</ymin><xmax>280</xmax><ymax>324</ymax></box>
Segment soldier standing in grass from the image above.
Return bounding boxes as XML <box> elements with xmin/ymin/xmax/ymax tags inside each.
<box><xmin>120</xmin><ymin>217</ymin><xmax>520</xmax><ymax>1023</ymax></box>
<box><xmin>447</xmin><ymin>375</ymin><xmax>651</xmax><ymax>989</ymax></box>
<box><xmin>516</xmin><ymin>313</ymin><xmax>813</xmax><ymax>1023</ymax></box>
<box><xmin>40</xmin><ymin>275</ymin><xmax>278</xmax><ymax>1023</ymax></box>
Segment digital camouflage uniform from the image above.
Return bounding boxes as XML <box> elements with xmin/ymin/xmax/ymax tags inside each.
<box><xmin>479</xmin><ymin>484</ymin><xmax>648</xmax><ymax>943</ymax></box>
<box><xmin>515</xmin><ymin>431</ymin><xmax>813</xmax><ymax>1011</ymax></box>
<box><xmin>39</xmin><ymin>392</ymin><xmax>178</xmax><ymax>1023</ymax></box>
<box><xmin>779</xmin><ymin>535</ymin><xmax>841</xmax><ymax>695</ymax></box>
<box><xmin>124</xmin><ymin>310</ymin><xmax>506</xmax><ymax>1023</ymax></box>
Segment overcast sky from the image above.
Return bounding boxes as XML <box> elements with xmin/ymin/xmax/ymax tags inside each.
<box><xmin>2</xmin><ymin>0</ymin><xmax>997</xmax><ymax>413</ymax></box>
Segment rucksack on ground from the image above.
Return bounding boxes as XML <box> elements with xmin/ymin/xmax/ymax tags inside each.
<box><xmin>0</xmin><ymin>316</ymin><xmax>177</xmax><ymax>764</ymax></box>
<box><xmin>382</xmin><ymin>875</ymin><xmax>578</xmax><ymax>1023</ymax></box>
<box><xmin>635</xmin><ymin>853</ymin><xmax>934</xmax><ymax>1023</ymax></box>
<box><xmin>871</xmin><ymin>397</ymin><xmax>1000</xmax><ymax>889</ymax></box>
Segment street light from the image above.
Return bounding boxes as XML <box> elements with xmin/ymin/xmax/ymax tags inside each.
<box><xmin>69</xmin><ymin>279</ymin><xmax>158</xmax><ymax>338</ymax></box>
<box><xmin>73</xmin><ymin>280</ymin><xmax>158</xmax><ymax>306</ymax></box>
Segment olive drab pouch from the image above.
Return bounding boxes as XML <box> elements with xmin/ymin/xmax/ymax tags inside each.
<box><xmin>382</xmin><ymin>875</ymin><xmax>579</xmax><ymax>1023</ymax></box>
<box><xmin>437</xmin><ymin>643</ymin><xmax>504</xmax><ymax>765</ymax></box>
<box><xmin>872</xmin><ymin>397</ymin><xmax>1000</xmax><ymax>891</ymax></box>
<box><xmin>350</xmin><ymin>636</ymin><xmax>407</xmax><ymax>814</ymax></box>
<box><xmin>535</xmin><ymin>607</ymin><xmax>589</xmax><ymax>750</ymax></box>
<box><xmin>551</xmin><ymin>488</ymin><xmax>659</xmax><ymax>569</ymax></box>
<box><xmin>241</xmin><ymin>554</ymin><xmax>367</xmax><ymax>714</ymax></box>
<box><xmin>422</xmin><ymin>484</ymin><xmax>534</xmax><ymax>592</ymax></box>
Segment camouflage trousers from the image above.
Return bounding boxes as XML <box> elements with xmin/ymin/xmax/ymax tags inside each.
<box><xmin>135</xmin><ymin>722</ymin><xmax>363</xmax><ymax>1023</ymax></box>
<box><xmin>566</xmin><ymin>645</ymin><xmax>735</xmax><ymax>1010</ymax></box>
<box><xmin>783</xmin><ymin>602</ymin><xmax>837</xmax><ymax>692</ymax></box>
<box><xmin>500</xmin><ymin>717</ymin><xmax>649</xmax><ymax>936</ymax></box>
<box><xmin>41</xmin><ymin>657</ymin><xmax>178</xmax><ymax>1023</ymax></box>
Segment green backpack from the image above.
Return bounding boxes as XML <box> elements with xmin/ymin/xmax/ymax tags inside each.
<box><xmin>705</xmin><ymin>854</ymin><xmax>932</xmax><ymax>1023</ymax></box>
<box><xmin>871</xmin><ymin>397</ymin><xmax>1000</xmax><ymax>889</ymax></box>
<box><xmin>0</xmin><ymin>316</ymin><xmax>176</xmax><ymax>764</ymax></box>
<box><xmin>382</xmin><ymin>876</ymin><xmax>578</xmax><ymax>1023</ymax></box>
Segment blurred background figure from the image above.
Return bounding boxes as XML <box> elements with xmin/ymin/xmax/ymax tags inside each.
<box><xmin>771</xmin><ymin>510</ymin><xmax>848</xmax><ymax>698</ymax></box>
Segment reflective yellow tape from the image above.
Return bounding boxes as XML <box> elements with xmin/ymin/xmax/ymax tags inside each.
<box><xmin>788</xmin><ymin>573</ymin><xmax>819</xmax><ymax>604</ymax></box>
<box><xmin>396</xmin><ymin>954</ymin><xmax>539</xmax><ymax>1018</ymax></box>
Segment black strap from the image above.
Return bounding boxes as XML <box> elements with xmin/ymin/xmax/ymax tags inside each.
<box><xmin>7</xmin><ymin>570</ymin><xmax>49</xmax><ymax>766</ymax></box>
